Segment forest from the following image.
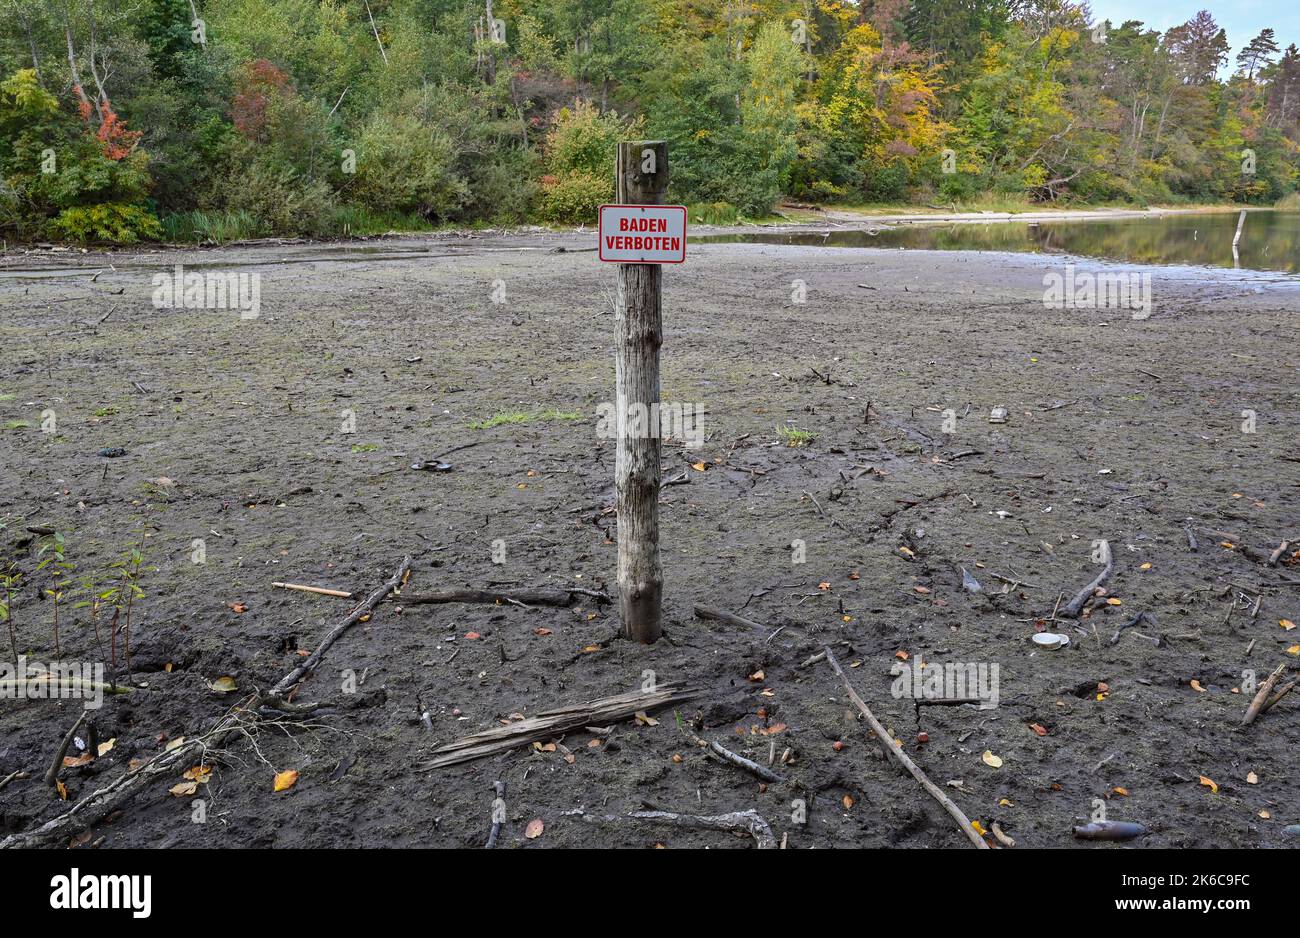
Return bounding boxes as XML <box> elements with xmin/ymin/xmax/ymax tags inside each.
<box><xmin>0</xmin><ymin>1</ymin><xmax>1298</xmax><ymax>242</ymax></box>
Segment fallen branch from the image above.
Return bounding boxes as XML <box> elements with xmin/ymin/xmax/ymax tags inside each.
<box><xmin>1267</xmin><ymin>541</ymin><xmax>1291</xmax><ymax>567</ymax></box>
<box><xmin>485</xmin><ymin>780</ymin><xmax>506</xmax><ymax>849</ymax></box>
<box><xmin>421</xmin><ymin>684</ymin><xmax>699</xmax><ymax>770</ymax></box>
<box><xmin>1262</xmin><ymin>680</ymin><xmax>1295</xmax><ymax>715</ymax></box>
<box><xmin>2</xmin><ymin>697</ymin><xmax>259</xmax><ymax>849</ymax></box>
<box><xmin>1059</xmin><ymin>552</ymin><xmax>1115</xmax><ymax>619</ymax></box>
<box><xmin>271</xmin><ymin>556</ymin><xmax>411</xmax><ymax>698</ymax></box>
<box><xmin>823</xmin><ymin>646</ymin><xmax>988</xmax><ymax>849</ymax></box>
<box><xmin>0</xmin><ymin>770</ymin><xmax>28</xmax><ymax>793</ymax></box>
<box><xmin>1243</xmin><ymin>663</ymin><xmax>1286</xmax><ymax>726</ymax></box>
<box><xmin>399</xmin><ymin>586</ymin><xmax>610</xmax><ymax>608</ymax></box>
<box><xmin>580</xmin><ymin>808</ymin><xmax>776</xmax><ymax>849</ymax></box>
<box><xmin>693</xmin><ymin>604</ymin><xmax>767</xmax><ymax>630</ymax></box>
<box><xmin>44</xmin><ymin>711</ymin><xmax>88</xmax><ymax>788</ymax></box>
<box><xmin>691</xmin><ymin>734</ymin><xmax>786</xmax><ymax>783</ymax></box>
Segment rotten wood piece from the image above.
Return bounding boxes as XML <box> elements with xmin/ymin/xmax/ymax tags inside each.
<box><xmin>1243</xmin><ymin>663</ymin><xmax>1287</xmax><ymax>726</ymax></box>
<box><xmin>580</xmin><ymin>808</ymin><xmax>776</xmax><ymax>849</ymax></box>
<box><xmin>421</xmin><ymin>684</ymin><xmax>699</xmax><ymax>770</ymax></box>
<box><xmin>1059</xmin><ymin>550</ymin><xmax>1115</xmax><ymax>619</ymax></box>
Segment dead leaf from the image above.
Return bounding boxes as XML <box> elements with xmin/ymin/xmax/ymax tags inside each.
<box><xmin>96</xmin><ymin>738</ymin><xmax>116</xmax><ymax>757</ymax></box>
<box><xmin>274</xmin><ymin>769</ymin><xmax>299</xmax><ymax>792</ymax></box>
<box><xmin>56</xmin><ymin>779</ymin><xmax>69</xmax><ymax>800</ymax></box>
<box><xmin>748</xmin><ymin>669</ymin><xmax>765</xmax><ymax>682</ymax></box>
<box><xmin>1198</xmin><ymin>775</ymin><xmax>1218</xmax><ymax>794</ymax></box>
<box><xmin>1281</xmin><ymin>619</ymin><xmax>1296</xmax><ymax>631</ymax></box>
<box><xmin>914</xmin><ymin>585</ymin><xmax>931</xmax><ymax>594</ymax></box>
<box><xmin>227</xmin><ymin>601</ymin><xmax>247</xmax><ymax>614</ymax></box>
<box><xmin>465</xmin><ymin>631</ymin><xmax>481</xmax><ymax>640</ymax></box>
<box><xmin>208</xmin><ymin>675</ymin><xmax>237</xmax><ymax>694</ymax></box>
<box><xmin>63</xmin><ymin>753</ymin><xmax>94</xmax><ymax>768</ymax></box>
<box><xmin>1028</xmin><ymin>723</ymin><xmax>1048</xmax><ymax>737</ymax></box>
<box><xmin>533</xmin><ymin>628</ymin><xmax>552</xmax><ymax>636</ymax></box>
<box><xmin>842</xmin><ymin>794</ymin><xmax>854</xmax><ymax>810</ymax></box>
<box><xmin>1246</xmin><ymin>771</ymin><xmax>1258</xmax><ymax>785</ymax></box>
<box><xmin>1190</xmin><ymin>679</ymin><xmax>1205</xmax><ymax>693</ymax></box>
<box><xmin>183</xmin><ymin>765</ymin><xmax>212</xmax><ymax>783</ymax></box>
<box><xmin>525</xmin><ymin>818</ymin><xmax>545</xmax><ymax>839</ymax></box>
<box><xmin>164</xmin><ymin>736</ymin><xmax>186</xmax><ymax>752</ymax></box>
<box><xmin>690</xmin><ymin>461</ymin><xmax>707</xmax><ymax>471</ymax></box>
<box><xmin>169</xmin><ymin>781</ymin><xmax>198</xmax><ymax>797</ymax></box>
<box><xmin>982</xmin><ymin>750</ymin><xmax>1003</xmax><ymax>768</ymax></box>
<box><xmin>1113</xmin><ymin>787</ymin><xmax>1129</xmax><ymax>796</ymax></box>
<box><xmin>634</xmin><ymin>711</ymin><xmax>659</xmax><ymax>727</ymax></box>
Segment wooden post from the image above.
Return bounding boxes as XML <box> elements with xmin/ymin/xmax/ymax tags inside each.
<box><xmin>615</xmin><ymin>140</ymin><xmax>668</xmax><ymax>644</ymax></box>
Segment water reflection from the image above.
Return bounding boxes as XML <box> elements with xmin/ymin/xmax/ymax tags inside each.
<box><xmin>695</xmin><ymin>211</ymin><xmax>1300</xmax><ymax>274</ymax></box>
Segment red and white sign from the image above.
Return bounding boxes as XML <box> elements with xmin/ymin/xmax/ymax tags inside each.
<box><xmin>598</xmin><ymin>204</ymin><xmax>687</xmax><ymax>264</ymax></box>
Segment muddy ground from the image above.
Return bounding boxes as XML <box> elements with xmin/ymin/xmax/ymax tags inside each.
<box><xmin>0</xmin><ymin>227</ymin><xmax>1297</xmax><ymax>849</ymax></box>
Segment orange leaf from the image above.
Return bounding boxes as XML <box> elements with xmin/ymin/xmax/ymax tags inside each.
<box><xmin>1198</xmin><ymin>775</ymin><xmax>1218</xmax><ymax>794</ymax></box>
<box><xmin>274</xmin><ymin>769</ymin><xmax>299</xmax><ymax>793</ymax></box>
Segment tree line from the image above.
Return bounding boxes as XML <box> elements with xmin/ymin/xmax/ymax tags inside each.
<box><xmin>1</xmin><ymin>0</ymin><xmax>1297</xmax><ymax>244</ymax></box>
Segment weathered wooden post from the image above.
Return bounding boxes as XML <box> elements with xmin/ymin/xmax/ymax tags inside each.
<box><xmin>613</xmin><ymin>140</ymin><xmax>668</xmax><ymax>643</ymax></box>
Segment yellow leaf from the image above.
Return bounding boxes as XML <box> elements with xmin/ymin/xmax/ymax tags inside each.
<box><xmin>1287</xmin><ymin>645</ymin><xmax>1300</xmax><ymax>656</ymax></box>
<box><xmin>1190</xmin><ymin>679</ymin><xmax>1205</xmax><ymax>693</ymax></box>
<box><xmin>1280</xmin><ymin>619</ymin><xmax>1296</xmax><ymax>630</ymax></box>
<box><xmin>1259</xmin><ymin>810</ymin><xmax>1271</xmax><ymax>819</ymax></box>
<box><xmin>183</xmin><ymin>765</ymin><xmax>212</xmax><ymax>783</ymax></box>
<box><xmin>169</xmin><ymin>781</ymin><xmax>198</xmax><ymax>797</ymax></box>
<box><xmin>998</xmin><ymin>798</ymin><xmax>1013</xmax><ymax>807</ymax></box>
<box><xmin>274</xmin><ymin>769</ymin><xmax>299</xmax><ymax>792</ymax></box>
<box><xmin>96</xmin><ymin>738</ymin><xmax>116</xmax><ymax>757</ymax></box>
<box><xmin>164</xmin><ymin>736</ymin><xmax>186</xmax><ymax>751</ymax></box>
<box><xmin>691</xmin><ymin>461</ymin><xmax>706</xmax><ymax>471</ymax></box>
<box><xmin>1139</xmin><ymin>563</ymin><xmax>1152</xmax><ymax>571</ymax></box>
<box><xmin>971</xmin><ymin>820</ymin><xmax>987</xmax><ymax>835</ymax></box>
<box><xmin>981</xmin><ymin>750</ymin><xmax>1003</xmax><ymax>768</ymax></box>
<box><xmin>1198</xmin><ymin>775</ymin><xmax>1218</xmax><ymax>794</ymax></box>
<box><xmin>898</xmin><ymin>546</ymin><xmax>915</xmax><ymax>558</ymax></box>
<box><xmin>1113</xmin><ymin>787</ymin><xmax>1129</xmax><ymax>796</ymax></box>
<box><xmin>208</xmin><ymin>675</ymin><xmax>237</xmax><ymax>694</ymax></box>
<box><xmin>56</xmin><ymin>780</ymin><xmax>69</xmax><ymax>801</ymax></box>
<box><xmin>634</xmin><ymin>711</ymin><xmax>659</xmax><ymax>726</ymax></box>
<box><xmin>1106</xmin><ymin>597</ymin><xmax>1123</xmax><ymax>606</ymax></box>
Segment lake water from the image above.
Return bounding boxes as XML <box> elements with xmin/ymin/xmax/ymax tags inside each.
<box><xmin>696</xmin><ymin>210</ymin><xmax>1300</xmax><ymax>274</ymax></box>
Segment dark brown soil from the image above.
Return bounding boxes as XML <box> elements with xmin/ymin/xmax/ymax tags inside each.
<box><xmin>1</xmin><ymin>229</ymin><xmax>1297</xmax><ymax>849</ymax></box>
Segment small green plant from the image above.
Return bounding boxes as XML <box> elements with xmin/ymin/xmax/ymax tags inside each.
<box><xmin>350</xmin><ymin>443</ymin><xmax>381</xmax><ymax>453</ymax></box>
<box><xmin>99</xmin><ymin>538</ymin><xmax>150</xmax><ymax>682</ymax></box>
<box><xmin>35</xmin><ymin>531</ymin><xmax>73</xmax><ymax>659</ymax></box>
<box><xmin>777</xmin><ymin>424</ymin><xmax>816</xmax><ymax>446</ymax></box>
<box><xmin>3</xmin><ymin>420</ymin><xmax>30</xmax><ymax>430</ymax></box>
<box><xmin>93</xmin><ymin>406</ymin><xmax>118</xmax><ymax>417</ymax></box>
<box><xmin>0</xmin><ymin>561</ymin><xmax>20</xmax><ymax>665</ymax></box>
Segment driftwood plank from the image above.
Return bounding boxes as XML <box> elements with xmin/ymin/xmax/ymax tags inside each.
<box><xmin>422</xmin><ymin>684</ymin><xmax>699</xmax><ymax>769</ymax></box>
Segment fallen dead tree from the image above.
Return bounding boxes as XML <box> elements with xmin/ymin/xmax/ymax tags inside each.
<box><xmin>421</xmin><ymin>684</ymin><xmax>700</xmax><ymax>770</ymax></box>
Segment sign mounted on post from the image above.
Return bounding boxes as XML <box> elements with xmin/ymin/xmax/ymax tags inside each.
<box><xmin>598</xmin><ymin>204</ymin><xmax>687</xmax><ymax>264</ymax></box>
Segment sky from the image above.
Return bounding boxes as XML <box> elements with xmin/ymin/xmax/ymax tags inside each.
<box><xmin>1085</xmin><ymin>1</ymin><xmax>1299</xmax><ymax>64</ymax></box>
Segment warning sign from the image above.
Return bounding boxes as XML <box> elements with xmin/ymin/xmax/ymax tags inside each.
<box><xmin>598</xmin><ymin>204</ymin><xmax>687</xmax><ymax>264</ymax></box>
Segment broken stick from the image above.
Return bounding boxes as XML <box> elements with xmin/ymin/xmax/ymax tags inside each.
<box><xmin>581</xmin><ymin>808</ymin><xmax>777</xmax><ymax>849</ymax></box>
<box><xmin>1243</xmin><ymin>663</ymin><xmax>1286</xmax><ymax>726</ymax></box>
<box><xmin>44</xmin><ymin>711</ymin><xmax>88</xmax><ymax>788</ymax></box>
<box><xmin>691</xmin><ymin>734</ymin><xmax>786</xmax><ymax>783</ymax></box>
<box><xmin>1059</xmin><ymin>551</ymin><xmax>1115</xmax><ymax>619</ymax></box>
<box><xmin>270</xmin><ymin>555</ymin><xmax>411</xmax><ymax>698</ymax></box>
<box><xmin>272</xmin><ymin>582</ymin><xmax>355</xmax><ymax>599</ymax></box>
<box><xmin>823</xmin><ymin>646</ymin><xmax>989</xmax><ymax>849</ymax></box>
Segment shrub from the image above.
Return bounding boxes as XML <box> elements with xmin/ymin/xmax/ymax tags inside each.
<box><xmin>536</xmin><ymin>171</ymin><xmax>608</xmax><ymax>225</ymax></box>
<box><xmin>50</xmin><ymin>203</ymin><xmax>162</xmax><ymax>242</ymax></box>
